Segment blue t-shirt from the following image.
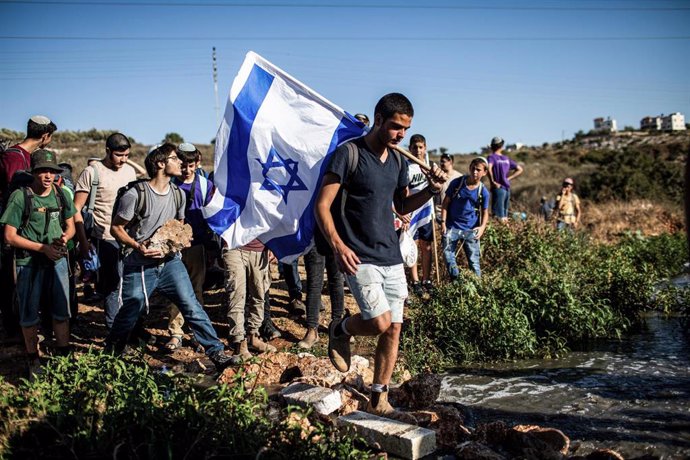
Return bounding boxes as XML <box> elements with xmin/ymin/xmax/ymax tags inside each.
<box><xmin>446</xmin><ymin>176</ymin><xmax>490</xmax><ymax>231</ymax></box>
<box><xmin>174</xmin><ymin>174</ymin><xmax>214</xmax><ymax>244</ymax></box>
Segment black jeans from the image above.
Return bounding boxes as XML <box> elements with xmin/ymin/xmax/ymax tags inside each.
<box><xmin>304</xmin><ymin>247</ymin><xmax>344</xmax><ymax>329</ymax></box>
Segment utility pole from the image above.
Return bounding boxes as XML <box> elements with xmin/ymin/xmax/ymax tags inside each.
<box><xmin>212</xmin><ymin>47</ymin><xmax>220</xmax><ymax>126</ymax></box>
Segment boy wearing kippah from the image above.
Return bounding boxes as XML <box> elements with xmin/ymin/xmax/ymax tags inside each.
<box><xmin>1</xmin><ymin>149</ymin><xmax>76</xmax><ymax>376</ymax></box>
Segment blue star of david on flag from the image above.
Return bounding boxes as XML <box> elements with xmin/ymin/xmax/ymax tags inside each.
<box><xmin>257</xmin><ymin>147</ymin><xmax>308</xmax><ymax>204</ymax></box>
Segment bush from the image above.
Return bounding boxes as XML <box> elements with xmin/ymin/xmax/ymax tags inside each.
<box><xmin>0</xmin><ymin>352</ymin><xmax>370</xmax><ymax>459</ymax></box>
<box><xmin>402</xmin><ymin>222</ymin><xmax>687</xmax><ymax>373</ymax></box>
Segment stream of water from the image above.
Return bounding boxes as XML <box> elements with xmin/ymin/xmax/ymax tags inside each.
<box><xmin>439</xmin><ymin>313</ymin><xmax>690</xmax><ymax>458</ymax></box>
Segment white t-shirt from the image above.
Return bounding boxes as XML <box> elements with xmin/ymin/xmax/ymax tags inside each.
<box><xmin>75</xmin><ymin>161</ymin><xmax>137</xmax><ymax>241</ymax></box>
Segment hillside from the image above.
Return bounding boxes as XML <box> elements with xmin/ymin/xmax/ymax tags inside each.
<box><xmin>2</xmin><ymin>127</ymin><xmax>687</xmax><ymax>241</ymax></box>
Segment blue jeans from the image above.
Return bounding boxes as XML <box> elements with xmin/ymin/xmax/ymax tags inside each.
<box><xmin>107</xmin><ymin>254</ymin><xmax>224</xmax><ymax>356</ymax></box>
<box><xmin>491</xmin><ymin>187</ymin><xmax>510</xmax><ymax>219</ymax></box>
<box><xmin>95</xmin><ymin>239</ymin><xmax>123</xmax><ymax>329</ymax></box>
<box><xmin>443</xmin><ymin>228</ymin><xmax>481</xmax><ymax>278</ymax></box>
<box><xmin>280</xmin><ymin>259</ymin><xmax>302</xmax><ymax>300</ymax></box>
<box><xmin>16</xmin><ymin>258</ymin><xmax>70</xmax><ymax>327</ymax></box>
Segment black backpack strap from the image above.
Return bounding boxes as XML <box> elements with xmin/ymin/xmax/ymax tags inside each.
<box><xmin>344</xmin><ymin>141</ymin><xmax>359</xmax><ymax>190</ymax></box>
<box><xmin>19</xmin><ymin>186</ymin><xmax>33</xmax><ymax>235</ymax></box>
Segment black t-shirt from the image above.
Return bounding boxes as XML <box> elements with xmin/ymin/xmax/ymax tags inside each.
<box><xmin>326</xmin><ymin>137</ymin><xmax>409</xmax><ymax>266</ymax></box>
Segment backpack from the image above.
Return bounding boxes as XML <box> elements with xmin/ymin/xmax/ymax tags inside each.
<box><xmin>451</xmin><ymin>175</ymin><xmax>485</xmax><ymax>218</ymax></box>
<box><xmin>0</xmin><ymin>146</ymin><xmax>33</xmax><ymax>210</ymax></box>
<box><xmin>81</xmin><ymin>163</ymin><xmax>100</xmax><ymax>238</ymax></box>
<box><xmin>113</xmin><ymin>180</ymin><xmax>184</xmax><ymax>253</ymax></box>
<box><xmin>13</xmin><ymin>183</ymin><xmax>70</xmax><ymax>260</ymax></box>
<box><xmin>314</xmin><ymin>141</ymin><xmax>402</xmax><ymax>255</ymax></box>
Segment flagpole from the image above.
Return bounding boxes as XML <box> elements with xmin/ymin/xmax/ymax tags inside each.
<box><xmin>393</xmin><ymin>145</ymin><xmax>431</xmax><ymax>171</ymax></box>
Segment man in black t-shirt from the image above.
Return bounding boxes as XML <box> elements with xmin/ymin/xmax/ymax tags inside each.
<box><xmin>315</xmin><ymin>93</ymin><xmax>446</xmax><ymax>423</ymax></box>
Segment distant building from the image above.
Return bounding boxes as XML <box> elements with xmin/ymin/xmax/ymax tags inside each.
<box><xmin>640</xmin><ymin>116</ymin><xmax>661</xmax><ymax>131</ymax></box>
<box><xmin>505</xmin><ymin>143</ymin><xmax>524</xmax><ymax>152</ymax></box>
<box><xmin>593</xmin><ymin>116</ymin><xmax>617</xmax><ymax>133</ymax></box>
<box><xmin>661</xmin><ymin>112</ymin><xmax>686</xmax><ymax>131</ymax></box>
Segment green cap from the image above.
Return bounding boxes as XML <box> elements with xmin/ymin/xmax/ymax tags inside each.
<box><xmin>31</xmin><ymin>149</ymin><xmax>63</xmax><ymax>173</ymax></box>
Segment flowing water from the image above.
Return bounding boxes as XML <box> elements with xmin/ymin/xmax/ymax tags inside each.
<box><xmin>439</xmin><ymin>312</ymin><xmax>690</xmax><ymax>458</ymax></box>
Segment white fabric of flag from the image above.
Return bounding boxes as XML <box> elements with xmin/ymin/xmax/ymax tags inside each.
<box><xmin>203</xmin><ymin>51</ymin><xmax>365</xmax><ymax>261</ymax></box>
<box><xmin>407</xmin><ymin>151</ymin><xmax>435</xmax><ymax>239</ymax></box>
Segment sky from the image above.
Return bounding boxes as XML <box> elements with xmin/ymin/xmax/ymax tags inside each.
<box><xmin>1</xmin><ymin>0</ymin><xmax>689</xmax><ymax>154</ymax></box>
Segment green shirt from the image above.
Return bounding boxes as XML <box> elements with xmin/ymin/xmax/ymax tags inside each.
<box><xmin>0</xmin><ymin>185</ymin><xmax>76</xmax><ymax>266</ymax></box>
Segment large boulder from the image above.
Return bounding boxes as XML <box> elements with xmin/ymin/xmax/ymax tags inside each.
<box><xmin>411</xmin><ymin>404</ymin><xmax>471</xmax><ymax>450</ymax></box>
<box><xmin>390</xmin><ymin>373</ymin><xmax>441</xmax><ymax>409</ymax></box>
<box><xmin>513</xmin><ymin>424</ymin><xmax>570</xmax><ymax>455</ymax></box>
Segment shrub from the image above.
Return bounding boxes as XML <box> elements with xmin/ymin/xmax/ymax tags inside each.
<box><xmin>402</xmin><ymin>222</ymin><xmax>687</xmax><ymax>373</ymax></box>
<box><xmin>0</xmin><ymin>352</ymin><xmax>370</xmax><ymax>459</ymax></box>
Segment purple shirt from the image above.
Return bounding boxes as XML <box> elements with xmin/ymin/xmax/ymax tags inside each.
<box><xmin>487</xmin><ymin>153</ymin><xmax>518</xmax><ymax>190</ymax></box>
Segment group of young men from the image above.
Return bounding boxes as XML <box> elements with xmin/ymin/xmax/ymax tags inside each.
<box><xmin>0</xmin><ymin>92</ymin><xmax>578</xmax><ymax>422</ymax></box>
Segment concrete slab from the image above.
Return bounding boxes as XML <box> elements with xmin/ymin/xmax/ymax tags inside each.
<box><xmin>338</xmin><ymin>410</ymin><xmax>436</xmax><ymax>460</ymax></box>
<box><xmin>280</xmin><ymin>382</ymin><xmax>342</xmax><ymax>415</ymax></box>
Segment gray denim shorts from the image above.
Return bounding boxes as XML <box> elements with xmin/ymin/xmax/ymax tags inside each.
<box><xmin>345</xmin><ymin>263</ymin><xmax>408</xmax><ymax>323</ymax></box>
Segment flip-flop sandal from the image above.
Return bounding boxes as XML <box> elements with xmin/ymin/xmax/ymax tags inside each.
<box><xmin>164</xmin><ymin>336</ymin><xmax>183</xmax><ymax>351</ymax></box>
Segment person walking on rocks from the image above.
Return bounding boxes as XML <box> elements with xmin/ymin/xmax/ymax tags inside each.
<box><xmin>73</xmin><ymin>133</ymin><xmax>137</xmax><ymax>328</ymax></box>
<box><xmin>486</xmin><ymin>136</ymin><xmax>523</xmax><ymax>222</ymax></box>
<box><xmin>223</xmin><ymin>238</ymin><xmax>277</xmax><ymax>360</ymax></box>
<box><xmin>105</xmin><ymin>146</ymin><xmax>234</xmax><ymax>371</ymax></box>
<box><xmin>315</xmin><ymin>93</ymin><xmax>446</xmax><ymax>422</ymax></box>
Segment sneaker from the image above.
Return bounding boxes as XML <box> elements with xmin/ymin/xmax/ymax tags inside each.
<box><xmin>411</xmin><ymin>281</ymin><xmax>424</xmax><ymax>297</ymax></box>
<box><xmin>261</xmin><ymin>322</ymin><xmax>283</xmax><ymax>340</ymax></box>
<box><xmin>366</xmin><ymin>391</ymin><xmax>417</xmax><ymax>425</ymax></box>
<box><xmin>288</xmin><ymin>298</ymin><xmax>307</xmax><ymax>319</ymax></box>
<box><xmin>328</xmin><ymin>315</ymin><xmax>351</xmax><ymax>372</ymax></box>
<box><xmin>209</xmin><ymin>350</ymin><xmax>240</xmax><ymax>371</ymax></box>
<box><xmin>248</xmin><ymin>334</ymin><xmax>276</xmax><ymax>353</ymax></box>
<box><xmin>422</xmin><ymin>280</ymin><xmax>434</xmax><ymax>294</ymax></box>
<box><xmin>297</xmin><ymin>328</ymin><xmax>319</xmax><ymax>349</ymax></box>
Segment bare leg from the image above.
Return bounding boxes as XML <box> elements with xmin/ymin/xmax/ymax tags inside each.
<box><xmin>343</xmin><ymin>311</ymin><xmax>391</xmax><ymax>337</ymax></box>
<box><xmin>372</xmin><ymin>323</ymin><xmax>401</xmax><ymax>385</ymax></box>
<box><xmin>53</xmin><ymin>319</ymin><xmax>70</xmax><ymax>347</ymax></box>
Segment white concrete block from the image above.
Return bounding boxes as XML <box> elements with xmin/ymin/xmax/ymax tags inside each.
<box><xmin>337</xmin><ymin>411</ymin><xmax>436</xmax><ymax>460</ymax></box>
<box><xmin>281</xmin><ymin>382</ymin><xmax>342</xmax><ymax>415</ymax></box>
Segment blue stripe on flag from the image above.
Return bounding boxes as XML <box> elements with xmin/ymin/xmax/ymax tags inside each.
<box><xmin>206</xmin><ymin>64</ymin><xmax>274</xmax><ymax>235</ymax></box>
<box><xmin>265</xmin><ymin>115</ymin><xmax>364</xmax><ymax>260</ymax></box>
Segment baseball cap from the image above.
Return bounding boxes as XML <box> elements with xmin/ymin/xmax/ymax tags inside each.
<box><xmin>31</xmin><ymin>149</ymin><xmax>63</xmax><ymax>173</ymax></box>
<box><xmin>490</xmin><ymin>136</ymin><xmax>504</xmax><ymax>148</ymax></box>
<box><xmin>30</xmin><ymin>115</ymin><xmax>52</xmax><ymax>125</ymax></box>
<box><xmin>563</xmin><ymin>177</ymin><xmax>574</xmax><ymax>186</ymax></box>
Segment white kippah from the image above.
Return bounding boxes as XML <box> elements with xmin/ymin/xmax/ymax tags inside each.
<box><xmin>30</xmin><ymin>115</ymin><xmax>51</xmax><ymax>125</ymax></box>
<box><xmin>148</xmin><ymin>143</ymin><xmax>162</xmax><ymax>154</ymax></box>
<box><xmin>178</xmin><ymin>142</ymin><xmax>197</xmax><ymax>153</ymax></box>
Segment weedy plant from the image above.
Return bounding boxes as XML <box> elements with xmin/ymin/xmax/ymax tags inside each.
<box><xmin>0</xmin><ymin>351</ymin><xmax>370</xmax><ymax>460</ymax></box>
<box><xmin>402</xmin><ymin>222</ymin><xmax>688</xmax><ymax>374</ymax></box>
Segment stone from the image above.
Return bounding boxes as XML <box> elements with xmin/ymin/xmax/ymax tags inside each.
<box><xmin>455</xmin><ymin>441</ymin><xmax>507</xmax><ymax>460</ymax></box>
<box><xmin>474</xmin><ymin>421</ymin><xmax>509</xmax><ymax>445</ymax></box>
<box><xmin>333</xmin><ymin>383</ymin><xmax>369</xmax><ymax>415</ymax></box>
<box><xmin>337</xmin><ymin>411</ymin><xmax>436</xmax><ymax>460</ymax></box>
<box><xmin>281</xmin><ymin>382</ymin><xmax>342</xmax><ymax>415</ymax></box>
<box><xmin>514</xmin><ymin>424</ymin><xmax>570</xmax><ymax>455</ymax></box>
<box><xmin>148</xmin><ymin>219</ymin><xmax>193</xmax><ymax>256</ymax></box>
<box><xmin>585</xmin><ymin>449</ymin><xmax>625</xmax><ymax>460</ymax></box>
<box><xmin>412</xmin><ymin>404</ymin><xmax>470</xmax><ymax>450</ymax></box>
<box><xmin>504</xmin><ymin>427</ymin><xmax>561</xmax><ymax>459</ymax></box>
<box><xmin>396</xmin><ymin>373</ymin><xmax>442</xmax><ymax>409</ymax></box>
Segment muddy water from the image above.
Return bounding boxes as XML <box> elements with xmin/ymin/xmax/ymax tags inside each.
<box><xmin>439</xmin><ymin>313</ymin><xmax>690</xmax><ymax>458</ymax></box>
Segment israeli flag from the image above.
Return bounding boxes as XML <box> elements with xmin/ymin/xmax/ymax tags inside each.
<box><xmin>408</xmin><ymin>201</ymin><xmax>434</xmax><ymax>239</ymax></box>
<box><xmin>203</xmin><ymin>51</ymin><xmax>365</xmax><ymax>261</ymax></box>
<box><xmin>407</xmin><ymin>150</ymin><xmax>435</xmax><ymax>240</ymax></box>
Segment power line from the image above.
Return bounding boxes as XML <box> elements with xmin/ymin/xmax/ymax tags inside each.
<box><xmin>1</xmin><ymin>34</ymin><xmax>689</xmax><ymax>41</ymax></box>
<box><xmin>2</xmin><ymin>0</ymin><xmax>689</xmax><ymax>10</ymax></box>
